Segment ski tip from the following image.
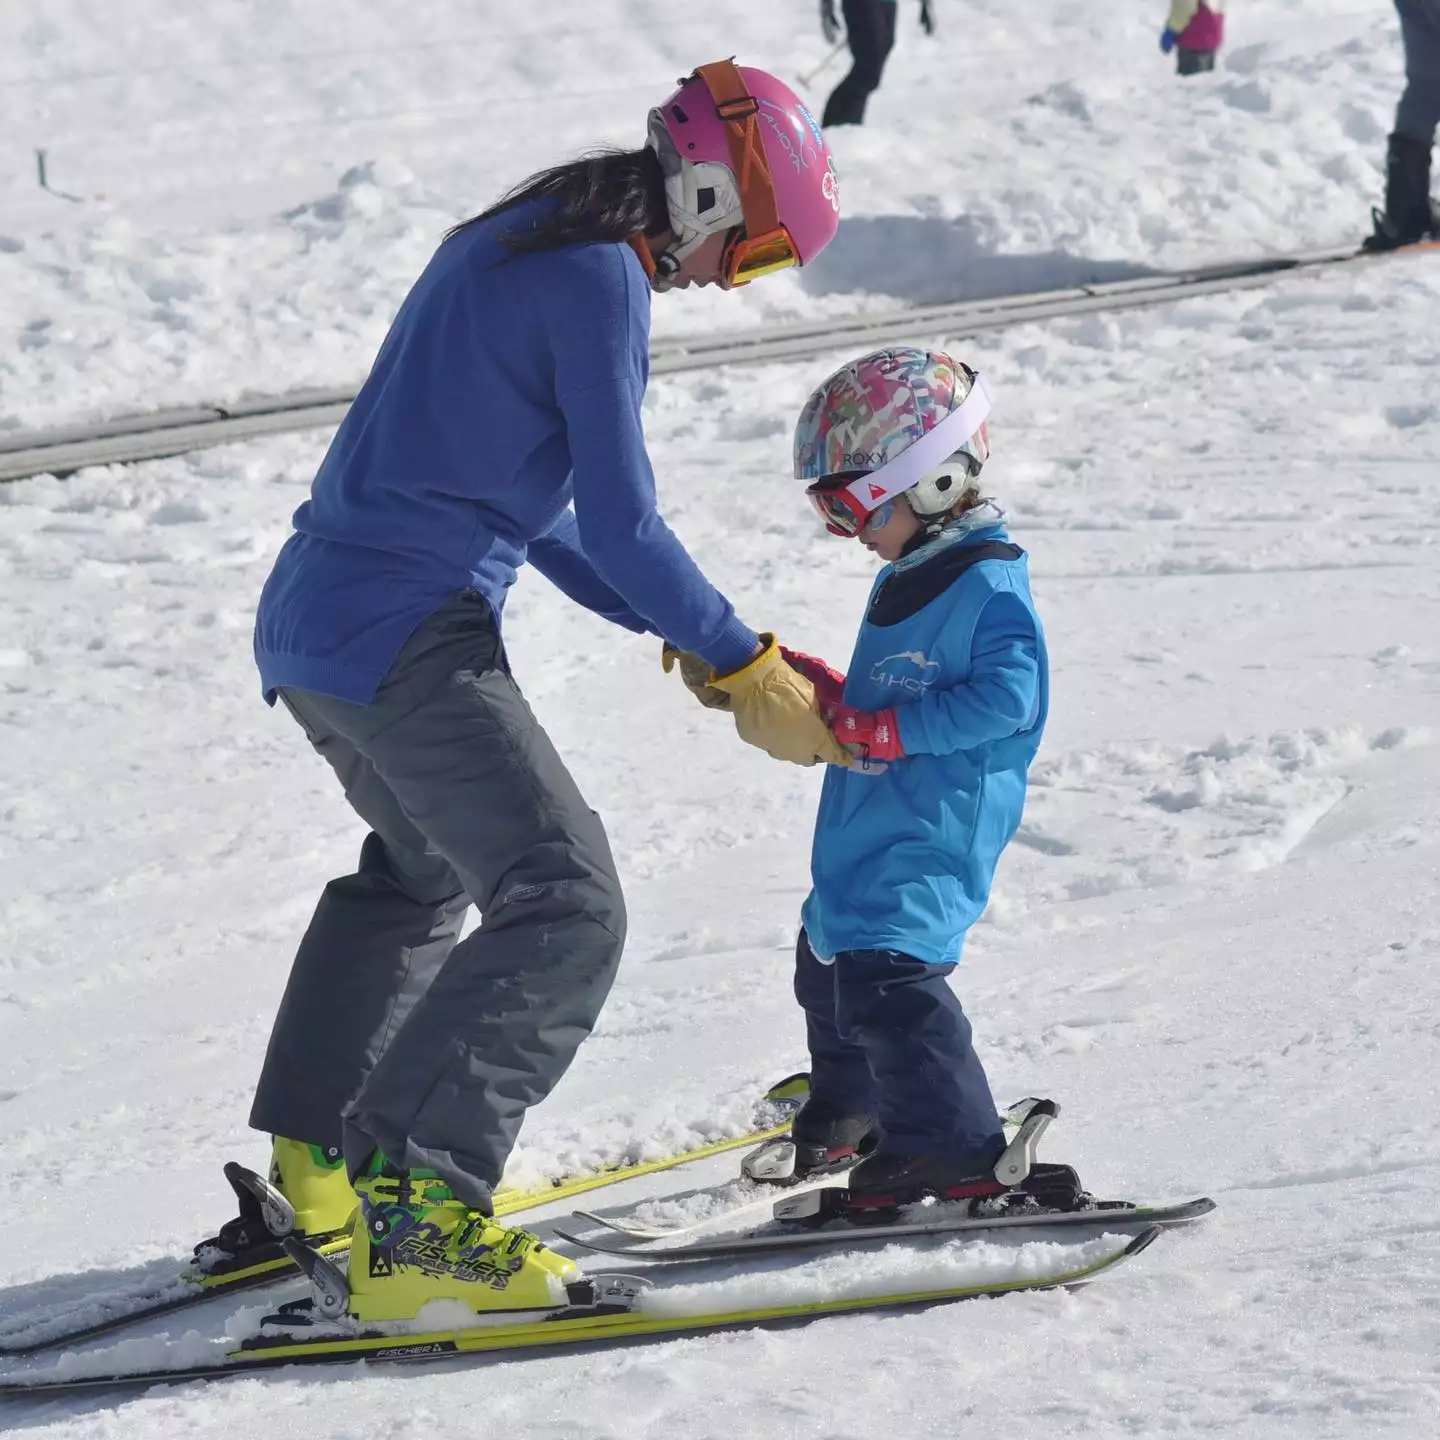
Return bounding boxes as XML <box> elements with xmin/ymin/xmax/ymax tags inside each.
<box><xmin>1169</xmin><ymin>1196</ymin><xmax>1217</xmax><ymax>1222</ymax></box>
<box><xmin>763</xmin><ymin>1072</ymin><xmax>812</xmax><ymax>1104</ymax></box>
<box><xmin>1122</xmin><ymin>1224</ymin><xmax>1165</xmax><ymax>1259</ymax></box>
<box><xmin>550</xmin><ymin>1223</ymin><xmax>602</xmax><ymax>1251</ymax></box>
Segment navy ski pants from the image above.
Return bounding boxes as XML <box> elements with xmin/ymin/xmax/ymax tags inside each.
<box><xmin>793</xmin><ymin>929</ymin><xmax>1004</xmax><ymax>1160</ymax></box>
<box><xmin>823</xmin><ymin>0</ymin><xmax>898</xmax><ymax>127</ymax></box>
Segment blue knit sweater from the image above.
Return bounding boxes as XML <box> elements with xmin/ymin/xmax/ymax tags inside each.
<box><xmin>254</xmin><ymin>205</ymin><xmax>758</xmax><ymax>703</ymax></box>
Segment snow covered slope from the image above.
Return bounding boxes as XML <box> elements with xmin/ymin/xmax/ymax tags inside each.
<box><xmin>3</xmin><ymin>0</ymin><xmax>1439</xmax><ymax>1435</ymax></box>
<box><xmin>0</xmin><ymin>0</ymin><xmax>1412</xmax><ymax>428</ymax></box>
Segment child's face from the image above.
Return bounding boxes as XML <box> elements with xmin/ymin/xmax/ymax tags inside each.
<box><xmin>860</xmin><ymin>497</ymin><xmax>923</xmax><ymax>561</ymax></box>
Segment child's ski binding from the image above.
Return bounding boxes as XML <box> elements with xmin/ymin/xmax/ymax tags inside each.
<box><xmin>773</xmin><ymin>1098</ymin><xmax>1091</xmax><ymax>1224</ymax></box>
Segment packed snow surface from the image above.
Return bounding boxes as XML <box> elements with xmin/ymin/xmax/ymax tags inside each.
<box><xmin>2</xmin><ymin>0</ymin><xmax>1439</xmax><ymax>1436</ymax></box>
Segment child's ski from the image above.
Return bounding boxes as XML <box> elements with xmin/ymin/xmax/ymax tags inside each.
<box><xmin>570</xmin><ymin>1172</ymin><xmax>847</xmax><ymax>1241</ymax></box>
<box><xmin>557</xmin><ymin>1195</ymin><xmax>1215</xmax><ymax>1263</ymax></box>
<box><xmin>570</xmin><ymin>1096</ymin><xmax>1075</xmax><ymax>1242</ymax></box>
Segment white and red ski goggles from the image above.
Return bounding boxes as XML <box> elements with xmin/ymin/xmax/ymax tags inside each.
<box><xmin>805</xmin><ymin>374</ymin><xmax>993</xmax><ymax>537</ymax></box>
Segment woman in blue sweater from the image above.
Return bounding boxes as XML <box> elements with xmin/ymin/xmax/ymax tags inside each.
<box><xmin>217</xmin><ymin>63</ymin><xmax>851</xmax><ymax>1324</ymax></box>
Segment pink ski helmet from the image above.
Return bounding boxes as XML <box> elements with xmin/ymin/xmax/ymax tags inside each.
<box><xmin>645</xmin><ymin>59</ymin><xmax>840</xmax><ymax>286</ymax></box>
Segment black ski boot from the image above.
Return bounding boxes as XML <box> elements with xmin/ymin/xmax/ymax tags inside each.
<box><xmin>844</xmin><ymin>1148</ymin><xmax>1008</xmax><ymax>1215</ymax></box>
<box><xmin>1364</xmin><ymin>133</ymin><xmax>1440</xmax><ymax>252</ymax></box>
<box><xmin>842</xmin><ymin>1152</ymin><xmax>1092</xmax><ymax>1221</ymax></box>
<box><xmin>790</xmin><ymin>1098</ymin><xmax>882</xmax><ymax>1176</ymax></box>
<box><xmin>786</xmin><ymin>1097</ymin><xmax>1093</xmax><ymax>1223</ymax></box>
<box><xmin>741</xmin><ymin>1098</ymin><xmax>880</xmax><ymax>1185</ymax></box>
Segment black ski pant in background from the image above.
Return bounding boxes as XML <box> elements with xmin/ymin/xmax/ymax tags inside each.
<box><xmin>1395</xmin><ymin>0</ymin><xmax>1440</xmax><ymax>143</ymax></box>
<box><xmin>824</xmin><ymin>0</ymin><xmax>898</xmax><ymax>127</ymax></box>
<box><xmin>793</xmin><ymin>929</ymin><xmax>1004</xmax><ymax>1161</ymax></box>
<box><xmin>249</xmin><ymin>593</ymin><xmax>626</xmax><ymax>1213</ymax></box>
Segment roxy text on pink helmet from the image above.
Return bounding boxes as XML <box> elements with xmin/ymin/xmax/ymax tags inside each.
<box><xmin>645</xmin><ymin>59</ymin><xmax>841</xmax><ymax>286</ymax></box>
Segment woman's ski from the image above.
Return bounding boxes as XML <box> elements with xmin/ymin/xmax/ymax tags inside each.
<box><xmin>0</xmin><ymin>1075</ymin><xmax>811</xmax><ymax>1357</ymax></box>
<box><xmin>0</xmin><ymin>1228</ymin><xmax>1160</xmax><ymax>1402</ymax></box>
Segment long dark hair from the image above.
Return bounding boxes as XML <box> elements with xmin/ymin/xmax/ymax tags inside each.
<box><xmin>446</xmin><ymin>147</ymin><xmax>669</xmax><ymax>254</ymax></box>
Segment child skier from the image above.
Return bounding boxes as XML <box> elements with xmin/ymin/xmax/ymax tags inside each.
<box><xmin>1161</xmin><ymin>0</ymin><xmax>1226</xmax><ymax>76</ymax></box>
<box><xmin>771</xmin><ymin>348</ymin><xmax>1079</xmax><ymax>1215</ymax></box>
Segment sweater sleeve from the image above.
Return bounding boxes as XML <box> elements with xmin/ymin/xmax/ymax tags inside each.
<box><xmin>1167</xmin><ymin>0</ymin><xmax>1200</xmax><ymax>31</ymax></box>
<box><xmin>527</xmin><ymin>507</ymin><xmax>652</xmax><ymax>634</ymax></box>
<box><xmin>544</xmin><ymin>246</ymin><xmax>759</xmax><ymax>674</ymax></box>
<box><xmin>895</xmin><ymin>591</ymin><xmax>1041</xmax><ymax>756</ymax></box>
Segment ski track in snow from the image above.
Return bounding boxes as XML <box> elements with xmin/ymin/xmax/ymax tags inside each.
<box><xmin>4</xmin><ymin>0</ymin><xmax>1440</xmax><ymax>1435</ymax></box>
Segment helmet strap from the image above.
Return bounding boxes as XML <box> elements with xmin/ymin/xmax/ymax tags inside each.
<box><xmin>899</xmin><ymin>516</ymin><xmax>938</xmax><ymax>557</ymax></box>
<box><xmin>625</xmin><ymin>234</ymin><xmax>659</xmax><ymax>279</ymax></box>
<box><xmin>902</xmin><ymin>493</ymin><xmax>952</xmax><ymax>541</ymax></box>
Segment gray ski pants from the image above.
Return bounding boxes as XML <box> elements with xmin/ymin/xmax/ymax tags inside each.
<box><xmin>1396</xmin><ymin>0</ymin><xmax>1440</xmax><ymax>143</ymax></box>
<box><xmin>248</xmin><ymin>592</ymin><xmax>626</xmax><ymax>1211</ymax></box>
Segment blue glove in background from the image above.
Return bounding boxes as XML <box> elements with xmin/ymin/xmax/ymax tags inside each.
<box><xmin>1160</xmin><ymin>27</ymin><xmax>1179</xmax><ymax>53</ymax></box>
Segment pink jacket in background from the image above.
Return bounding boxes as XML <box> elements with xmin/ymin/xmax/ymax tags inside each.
<box><xmin>1168</xmin><ymin>0</ymin><xmax>1226</xmax><ymax>52</ymax></box>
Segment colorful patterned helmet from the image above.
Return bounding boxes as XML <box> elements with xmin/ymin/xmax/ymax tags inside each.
<box><xmin>646</xmin><ymin>60</ymin><xmax>840</xmax><ymax>284</ymax></box>
<box><xmin>794</xmin><ymin>348</ymin><xmax>992</xmax><ymax>533</ymax></box>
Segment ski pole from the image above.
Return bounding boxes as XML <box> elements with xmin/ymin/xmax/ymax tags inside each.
<box><xmin>797</xmin><ymin>41</ymin><xmax>847</xmax><ymax>89</ymax></box>
<box><xmin>36</xmin><ymin>149</ymin><xmax>83</xmax><ymax>204</ymax></box>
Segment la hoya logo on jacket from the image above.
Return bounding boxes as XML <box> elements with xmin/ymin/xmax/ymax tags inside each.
<box><xmin>870</xmin><ymin>650</ymin><xmax>941</xmax><ymax>693</ymax></box>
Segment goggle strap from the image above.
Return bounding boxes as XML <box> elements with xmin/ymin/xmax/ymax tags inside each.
<box><xmin>841</xmin><ymin>374</ymin><xmax>993</xmax><ymax>515</ymax></box>
<box><xmin>694</xmin><ymin>58</ymin><xmax>780</xmax><ymax>237</ymax></box>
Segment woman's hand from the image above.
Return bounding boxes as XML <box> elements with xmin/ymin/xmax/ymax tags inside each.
<box><xmin>661</xmin><ymin>643</ymin><xmax>732</xmax><ymax>709</ymax></box>
<box><xmin>779</xmin><ymin>646</ymin><xmax>847</xmax><ymax>719</ymax></box>
<box><xmin>708</xmin><ymin>636</ymin><xmax>854</xmax><ymax>768</ymax></box>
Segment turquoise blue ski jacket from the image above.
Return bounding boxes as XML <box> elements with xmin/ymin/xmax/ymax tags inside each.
<box><xmin>801</xmin><ymin>527</ymin><xmax>1048</xmax><ymax>967</ymax></box>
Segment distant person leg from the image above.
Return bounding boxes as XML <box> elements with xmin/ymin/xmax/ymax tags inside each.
<box><xmin>1369</xmin><ymin>0</ymin><xmax>1440</xmax><ymax>246</ymax></box>
<box><xmin>823</xmin><ymin>0</ymin><xmax>898</xmax><ymax>127</ymax></box>
<box><xmin>1395</xmin><ymin>0</ymin><xmax>1440</xmax><ymax>144</ymax></box>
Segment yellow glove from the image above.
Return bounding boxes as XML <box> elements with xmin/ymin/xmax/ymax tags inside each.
<box><xmin>661</xmin><ymin>643</ymin><xmax>732</xmax><ymax>710</ymax></box>
<box><xmin>708</xmin><ymin>635</ymin><xmax>854</xmax><ymax>769</ymax></box>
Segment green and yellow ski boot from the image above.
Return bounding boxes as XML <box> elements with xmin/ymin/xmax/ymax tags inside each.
<box><xmin>347</xmin><ymin>1159</ymin><xmax>582</xmax><ymax>1323</ymax></box>
<box><xmin>267</xmin><ymin>1137</ymin><xmax>356</xmax><ymax>1241</ymax></box>
<box><xmin>192</xmin><ymin>1137</ymin><xmax>356</xmax><ymax>1282</ymax></box>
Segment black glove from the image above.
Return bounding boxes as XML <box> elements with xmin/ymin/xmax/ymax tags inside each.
<box><xmin>821</xmin><ymin>0</ymin><xmax>842</xmax><ymax>44</ymax></box>
<box><xmin>920</xmin><ymin>0</ymin><xmax>936</xmax><ymax>36</ymax></box>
